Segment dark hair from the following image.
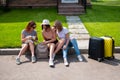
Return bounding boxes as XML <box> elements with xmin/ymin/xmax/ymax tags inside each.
<box><xmin>41</xmin><ymin>24</ymin><xmax>50</xmax><ymax>30</ymax></box>
<box><xmin>25</xmin><ymin>21</ymin><xmax>36</xmax><ymax>31</ymax></box>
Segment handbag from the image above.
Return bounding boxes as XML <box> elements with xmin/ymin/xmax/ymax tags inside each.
<box><xmin>35</xmin><ymin>43</ymin><xmax>49</xmax><ymax>59</ymax></box>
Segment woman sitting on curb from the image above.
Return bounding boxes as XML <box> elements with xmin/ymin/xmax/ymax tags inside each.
<box><xmin>41</xmin><ymin>19</ymin><xmax>65</xmax><ymax>67</ymax></box>
<box><xmin>41</xmin><ymin>19</ymin><xmax>58</xmax><ymax>67</ymax></box>
<box><xmin>16</xmin><ymin>21</ymin><xmax>38</xmax><ymax>65</ymax></box>
<box><xmin>53</xmin><ymin>20</ymin><xmax>83</xmax><ymax>67</ymax></box>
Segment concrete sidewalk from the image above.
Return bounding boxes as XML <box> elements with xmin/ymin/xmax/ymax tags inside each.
<box><xmin>66</xmin><ymin>16</ymin><xmax>90</xmax><ymax>49</ymax></box>
<box><xmin>0</xmin><ymin>54</ymin><xmax>120</xmax><ymax>80</ymax></box>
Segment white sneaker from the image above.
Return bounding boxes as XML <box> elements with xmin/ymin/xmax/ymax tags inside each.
<box><xmin>64</xmin><ymin>58</ymin><xmax>69</xmax><ymax>66</ymax></box>
<box><xmin>31</xmin><ymin>56</ymin><xmax>36</xmax><ymax>63</ymax></box>
<box><xmin>16</xmin><ymin>57</ymin><xmax>21</xmax><ymax>65</ymax></box>
<box><xmin>77</xmin><ymin>55</ymin><xmax>83</xmax><ymax>62</ymax></box>
<box><xmin>49</xmin><ymin>59</ymin><xmax>54</xmax><ymax>67</ymax></box>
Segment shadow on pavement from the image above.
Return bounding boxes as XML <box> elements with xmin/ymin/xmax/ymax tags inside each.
<box><xmin>53</xmin><ymin>54</ymin><xmax>88</xmax><ymax>67</ymax></box>
<box><xmin>68</xmin><ymin>54</ymin><xmax>88</xmax><ymax>63</ymax></box>
<box><xmin>21</xmin><ymin>60</ymin><xmax>31</xmax><ymax>64</ymax></box>
<box><xmin>102</xmin><ymin>58</ymin><xmax>120</xmax><ymax>66</ymax></box>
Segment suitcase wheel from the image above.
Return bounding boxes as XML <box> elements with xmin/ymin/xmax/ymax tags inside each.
<box><xmin>98</xmin><ymin>58</ymin><xmax>103</xmax><ymax>62</ymax></box>
<box><xmin>112</xmin><ymin>56</ymin><xmax>115</xmax><ymax>59</ymax></box>
<box><xmin>88</xmin><ymin>56</ymin><xmax>91</xmax><ymax>58</ymax></box>
<box><xmin>105</xmin><ymin>56</ymin><xmax>115</xmax><ymax>60</ymax></box>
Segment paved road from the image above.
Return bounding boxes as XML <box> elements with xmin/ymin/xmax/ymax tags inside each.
<box><xmin>0</xmin><ymin>54</ymin><xmax>120</xmax><ymax>80</ymax></box>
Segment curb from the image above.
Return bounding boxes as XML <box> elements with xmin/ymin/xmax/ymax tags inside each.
<box><xmin>115</xmin><ymin>47</ymin><xmax>120</xmax><ymax>53</ymax></box>
<box><xmin>0</xmin><ymin>47</ymin><xmax>119</xmax><ymax>55</ymax></box>
<box><xmin>0</xmin><ymin>48</ymin><xmax>20</xmax><ymax>55</ymax></box>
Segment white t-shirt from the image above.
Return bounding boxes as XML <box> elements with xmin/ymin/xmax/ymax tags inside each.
<box><xmin>57</xmin><ymin>27</ymin><xmax>69</xmax><ymax>39</ymax></box>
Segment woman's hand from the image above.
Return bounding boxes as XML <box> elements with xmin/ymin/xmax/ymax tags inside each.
<box><xmin>63</xmin><ymin>45</ymin><xmax>67</xmax><ymax>49</ymax></box>
<box><xmin>32</xmin><ymin>36</ymin><xmax>36</xmax><ymax>40</ymax></box>
<box><xmin>42</xmin><ymin>41</ymin><xmax>48</xmax><ymax>44</ymax></box>
<box><xmin>26</xmin><ymin>36</ymin><xmax>32</xmax><ymax>40</ymax></box>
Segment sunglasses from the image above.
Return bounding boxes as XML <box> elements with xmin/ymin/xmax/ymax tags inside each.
<box><xmin>32</xmin><ymin>25</ymin><xmax>36</xmax><ymax>29</ymax></box>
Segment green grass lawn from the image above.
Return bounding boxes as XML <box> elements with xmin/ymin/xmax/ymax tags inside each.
<box><xmin>80</xmin><ymin>0</ymin><xmax>120</xmax><ymax>46</ymax></box>
<box><xmin>0</xmin><ymin>7</ymin><xmax>66</xmax><ymax>48</ymax></box>
<box><xmin>0</xmin><ymin>0</ymin><xmax>120</xmax><ymax>48</ymax></box>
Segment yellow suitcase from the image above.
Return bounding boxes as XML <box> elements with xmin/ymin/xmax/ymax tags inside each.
<box><xmin>101</xmin><ymin>36</ymin><xmax>114</xmax><ymax>58</ymax></box>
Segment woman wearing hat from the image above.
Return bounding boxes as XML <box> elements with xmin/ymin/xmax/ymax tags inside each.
<box><xmin>16</xmin><ymin>21</ymin><xmax>38</xmax><ymax>65</ymax></box>
<box><xmin>41</xmin><ymin>19</ymin><xmax>58</xmax><ymax>67</ymax></box>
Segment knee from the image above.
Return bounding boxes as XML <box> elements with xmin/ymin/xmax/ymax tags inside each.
<box><xmin>51</xmin><ymin>43</ymin><xmax>55</xmax><ymax>47</ymax></box>
<box><xmin>70</xmin><ymin>38</ymin><xmax>77</xmax><ymax>43</ymax></box>
<box><xmin>71</xmin><ymin>38</ymin><xmax>76</xmax><ymax>41</ymax></box>
<box><xmin>59</xmin><ymin>39</ymin><xmax>65</xmax><ymax>44</ymax></box>
<box><xmin>50</xmin><ymin>43</ymin><xmax>55</xmax><ymax>47</ymax></box>
<box><xmin>22</xmin><ymin>44</ymin><xmax>28</xmax><ymax>48</ymax></box>
<box><xmin>29</xmin><ymin>42</ymin><xmax>34</xmax><ymax>46</ymax></box>
<box><xmin>20</xmin><ymin>44</ymin><xmax>29</xmax><ymax>51</ymax></box>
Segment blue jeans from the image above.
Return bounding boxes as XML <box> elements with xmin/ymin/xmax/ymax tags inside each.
<box><xmin>62</xmin><ymin>38</ymin><xmax>81</xmax><ymax>58</ymax></box>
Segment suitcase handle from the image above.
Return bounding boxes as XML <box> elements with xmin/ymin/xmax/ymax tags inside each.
<box><xmin>104</xmin><ymin>35</ymin><xmax>112</xmax><ymax>38</ymax></box>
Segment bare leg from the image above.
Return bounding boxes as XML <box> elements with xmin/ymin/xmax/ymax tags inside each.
<box><xmin>29</xmin><ymin>42</ymin><xmax>35</xmax><ymax>57</ymax></box>
<box><xmin>48</xmin><ymin>43</ymin><xmax>55</xmax><ymax>67</ymax></box>
<box><xmin>29</xmin><ymin>42</ymin><xmax>37</xmax><ymax>63</ymax></box>
<box><xmin>54</xmin><ymin>39</ymin><xmax>65</xmax><ymax>54</ymax></box>
<box><xmin>48</xmin><ymin>43</ymin><xmax>55</xmax><ymax>60</ymax></box>
<box><xmin>16</xmin><ymin>44</ymin><xmax>28</xmax><ymax>65</ymax></box>
<box><xmin>17</xmin><ymin>44</ymin><xmax>28</xmax><ymax>58</ymax></box>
